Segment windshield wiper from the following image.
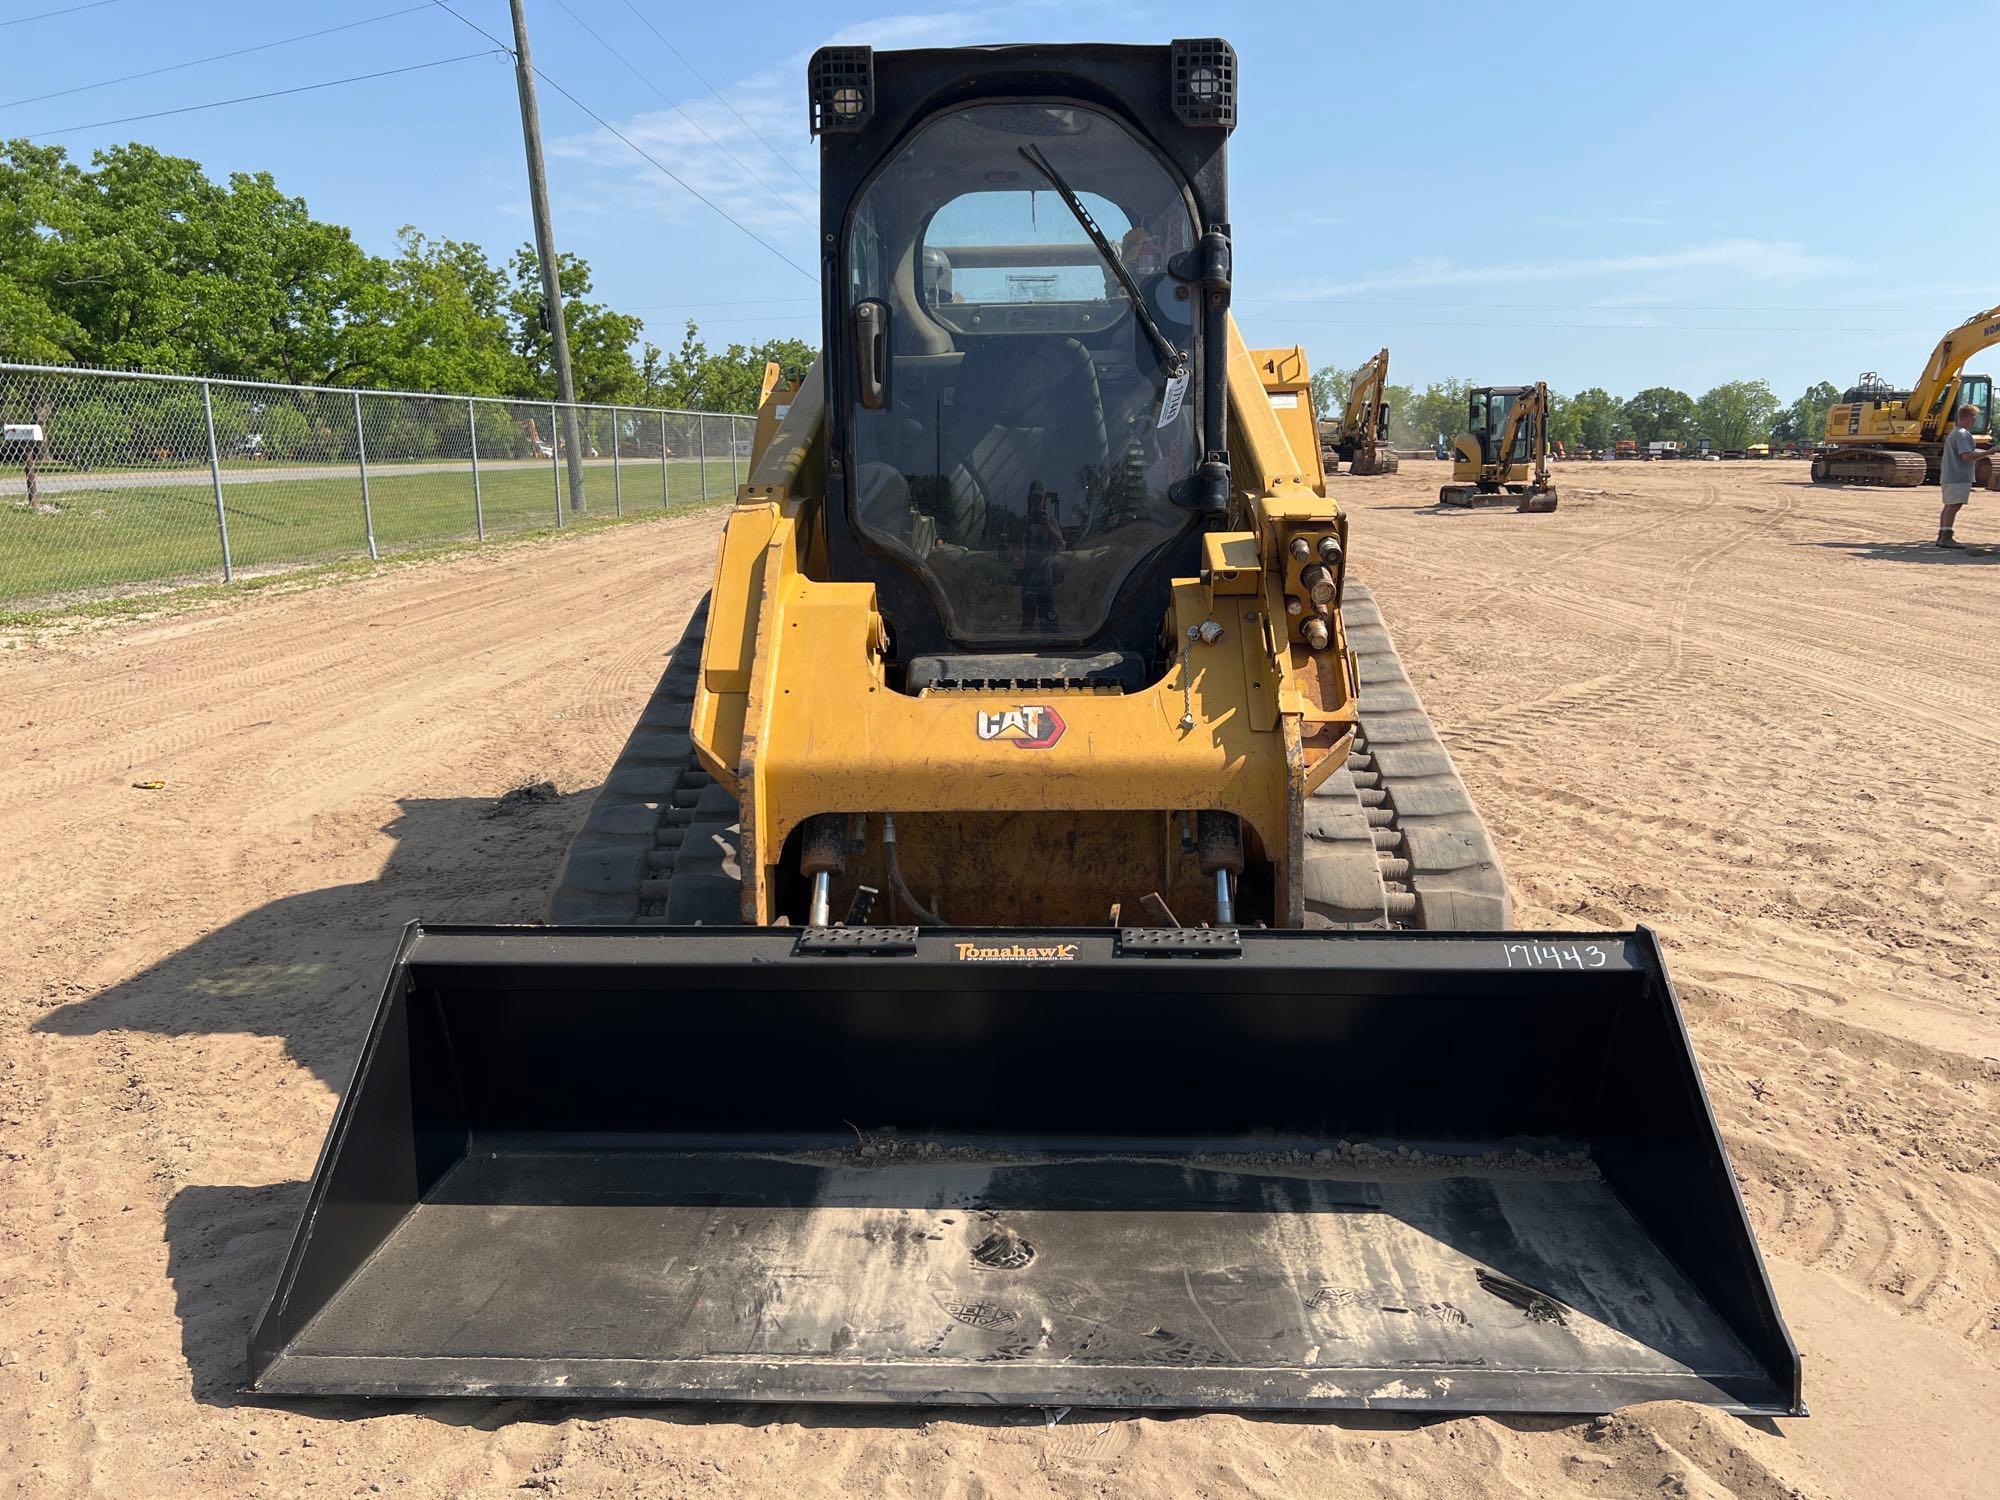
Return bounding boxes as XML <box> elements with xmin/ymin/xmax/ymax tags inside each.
<box><xmin>1017</xmin><ymin>144</ymin><xmax>1186</xmax><ymax>379</ymax></box>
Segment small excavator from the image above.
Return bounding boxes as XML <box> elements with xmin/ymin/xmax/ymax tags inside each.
<box><xmin>1321</xmin><ymin>347</ymin><xmax>1400</xmax><ymax>475</ymax></box>
<box><xmin>1439</xmin><ymin>382</ymin><xmax>1560</xmax><ymax>512</ymax></box>
<box><xmin>1815</xmin><ymin>304</ymin><xmax>1999</xmax><ymax>486</ymax></box>
<box><xmin>248</xmin><ymin>40</ymin><xmax>1793</xmax><ymax>1418</ymax></box>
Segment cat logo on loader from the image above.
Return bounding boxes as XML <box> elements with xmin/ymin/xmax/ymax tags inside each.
<box><xmin>974</xmin><ymin>705</ymin><xmax>1065</xmax><ymax>748</ymax></box>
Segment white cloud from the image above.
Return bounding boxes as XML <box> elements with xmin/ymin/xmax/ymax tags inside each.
<box><xmin>1284</xmin><ymin>239</ymin><xmax>1843</xmax><ymax>299</ymax></box>
<box><xmin>546</xmin><ymin>2</ymin><xmax>1158</xmax><ymax>267</ymax></box>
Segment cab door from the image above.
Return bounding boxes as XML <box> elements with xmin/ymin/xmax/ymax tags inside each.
<box><xmin>1957</xmin><ymin>375</ymin><xmax>1993</xmax><ymax>436</ymax></box>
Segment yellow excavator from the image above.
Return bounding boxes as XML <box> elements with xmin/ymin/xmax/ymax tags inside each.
<box><xmin>1814</xmin><ymin>304</ymin><xmax>1999</xmax><ymax>486</ymax></box>
<box><xmin>1440</xmin><ymin>382</ymin><xmax>1560</xmax><ymax>512</ymax></box>
<box><xmin>1321</xmin><ymin>347</ymin><xmax>1400</xmax><ymax>475</ymax></box>
<box><xmin>249</xmin><ymin>41</ymin><xmax>1796</xmax><ymax>1418</ymax></box>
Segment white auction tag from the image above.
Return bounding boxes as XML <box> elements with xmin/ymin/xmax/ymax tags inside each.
<box><xmin>1156</xmin><ymin>369</ymin><xmax>1189</xmax><ymax>429</ymax></box>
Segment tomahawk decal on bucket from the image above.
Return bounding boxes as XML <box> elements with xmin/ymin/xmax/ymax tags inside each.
<box><xmin>954</xmin><ymin>941</ymin><xmax>1080</xmax><ymax>962</ymax></box>
<box><xmin>974</xmin><ymin>705</ymin><xmax>1065</xmax><ymax>749</ymax></box>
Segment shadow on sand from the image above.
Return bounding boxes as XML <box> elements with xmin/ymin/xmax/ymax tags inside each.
<box><xmin>35</xmin><ymin>789</ymin><xmax>591</xmax><ymax>1413</ymax></box>
<box><xmin>1804</xmin><ymin>537</ymin><xmax>2000</xmax><ymax>565</ymax></box>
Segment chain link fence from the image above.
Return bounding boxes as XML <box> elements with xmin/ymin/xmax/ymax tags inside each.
<box><xmin>0</xmin><ymin>363</ymin><xmax>754</xmax><ymax>613</ymax></box>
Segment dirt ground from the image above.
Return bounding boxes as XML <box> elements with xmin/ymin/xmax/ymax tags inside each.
<box><xmin>2</xmin><ymin>461</ymin><xmax>1995</xmax><ymax>1498</ymax></box>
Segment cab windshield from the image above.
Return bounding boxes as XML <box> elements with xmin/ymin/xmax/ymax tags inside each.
<box><xmin>846</xmin><ymin>102</ymin><xmax>1201</xmax><ymax>645</ymax></box>
<box><xmin>1470</xmin><ymin>389</ymin><xmax>1530</xmax><ymax>464</ymax></box>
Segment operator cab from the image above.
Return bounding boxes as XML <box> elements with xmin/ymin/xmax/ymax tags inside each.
<box><xmin>1950</xmin><ymin>373</ymin><xmax>1993</xmax><ymax>435</ymax></box>
<box><xmin>1467</xmin><ymin>386</ymin><xmax>1533</xmax><ymax>467</ymax></box>
<box><xmin>813</xmin><ymin>44</ymin><xmax>1236</xmax><ymax>693</ymax></box>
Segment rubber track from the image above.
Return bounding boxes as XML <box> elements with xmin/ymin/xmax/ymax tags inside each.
<box><xmin>548</xmin><ymin>596</ymin><xmax>743</xmax><ymax>925</ymax></box>
<box><xmin>551</xmin><ymin>586</ymin><xmax>1509</xmax><ymax>931</ymax></box>
<box><xmin>1333</xmin><ymin>583</ymin><xmax>1511</xmax><ymax>929</ymax></box>
<box><xmin>1811</xmin><ymin>448</ymin><xmax>1927</xmax><ymax>487</ymax></box>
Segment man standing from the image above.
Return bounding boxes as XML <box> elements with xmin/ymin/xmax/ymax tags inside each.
<box><xmin>1936</xmin><ymin>403</ymin><xmax>1983</xmax><ymax>549</ymax></box>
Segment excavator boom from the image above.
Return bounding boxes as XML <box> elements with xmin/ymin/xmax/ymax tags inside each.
<box><xmin>1905</xmin><ymin>302</ymin><xmax>2000</xmax><ymax>435</ymax></box>
<box><xmin>1324</xmin><ymin>348</ymin><xmax>1399</xmax><ymax>475</ymax></box>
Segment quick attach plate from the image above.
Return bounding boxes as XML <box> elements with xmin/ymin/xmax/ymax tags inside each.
<box><xmin>793</xmin><ymin>925</ymin><xmax>920</xmax><ymax>956</ymax></box>
<box><xmin>1116</xmin><ymin>926</ymin><xmax>1241</xmax><ymax>957</ymax></box>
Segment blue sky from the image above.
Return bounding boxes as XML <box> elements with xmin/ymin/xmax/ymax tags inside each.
<box><xmin>7</xmin><ymin>0</ymin><xmax>1993</xmax><ymax>402</ymax></box>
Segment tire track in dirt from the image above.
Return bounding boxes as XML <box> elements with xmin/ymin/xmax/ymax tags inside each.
<box><xmin>6</xmin><ymin>518</ymin><xmax>713</xmax><ymax>731</ymax></box>
<box><xmin>1462</xmin><ymin>481</ymin><xmax>1792</xmax><ymax>744</ymax></box>
<box><xmin>0</xmin><ymin>518</ymin><xmax>722</xmax><ymax>820</ymax></box>
<box><xmin>4</xmin><ymin>463</ymin><xmax>1991</xmax><ymax>1498</ymax></box>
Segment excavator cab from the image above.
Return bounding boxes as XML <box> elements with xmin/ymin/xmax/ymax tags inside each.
<box><xmin>1466</xmin><ymin>387</ymin><xmax>1532</xmax><ymax>467</ymax></box>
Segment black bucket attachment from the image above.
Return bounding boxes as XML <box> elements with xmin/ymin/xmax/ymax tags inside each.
<box><xmin>250</xmin><ymin>925</ymin><xmax>1801</xmax><ymax>1414</ymax></box>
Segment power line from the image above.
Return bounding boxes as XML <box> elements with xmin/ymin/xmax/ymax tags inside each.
<box><xmin>617</xmin><ymin>0</ymin><xmax>814</xmax><ymax>192</ymax></box>
<box><xmin>0</xmin><ymin>0</ymin><xmax>125</xmax><ymax>27</ymax></box>
<box><xmin>546</xmin><ymin>0</ymin><xmax>811</xmax><ymax>227</ymax></box>
<box><xmin>625</xmin><ymin>297</ymin><xmax>818</xmax><ymax>311</ymax></box>
<box><xmin>1237</xmin><ymin>297</ymin><xmax>1968</xmax><ymax>315</ymax></box>
<box><xmin>1265</xmin><ymin>316</ymin><xmax>1925</xmax><ymax>335</ymax></box>
<box><xmin>531</xmin><ymin>65</ymin><xmax>818</xmax><ymax>283</ymax></box>
<box><xmin>27</xmin><ymin>51</ymin><xmax>502</xmax><ymax>137</ymax></box>
<box><xmin>426</xmin><ymin>0</ymin><xmax>815</xmax><ymax>284</ymax></box>
<box><xmin>425</xmin><ymin>0</ymin><xmax>511</xmax><ymax>51</ymax></box>
<box><xmin>0</xmin><ymin>5</ymin><xmax>434</xmax><ymax>111</ymax></box>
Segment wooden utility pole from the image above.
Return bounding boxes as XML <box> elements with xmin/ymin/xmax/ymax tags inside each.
<box><xmin>508</xmin><ymin>0</ymin><xmax>586</xmax><ymax>510</ymax></box>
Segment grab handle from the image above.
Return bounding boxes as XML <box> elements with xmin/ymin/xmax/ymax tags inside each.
<box><xmin>855</xmin><ymin>299</ymin><xmax>889</xmax><ymax>410</ymax></box>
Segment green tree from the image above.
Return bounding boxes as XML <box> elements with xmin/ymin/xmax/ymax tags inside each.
<box><xmin>0</xmin><ymin>141</ymin><xmax>369</xmax><ymax>379</ymax></box>
<box><xmin>1379</xmin><ymin>382</ymin><xmax>1414</xmax><ymax>444</ymax></box>
<box><xmin>338</xmin><ymin>228</ymin><xmax>519</xmax><ymax>394</ymax></box>
<box><xmin>1546</xmin><ymin>388</ymin><xmax>1573</xmax><ymax>449</ymax></box>
<box><xmin>1394</xmin><ymin>378</ymin><xmax>1470</xmax><ymax>448</ymax></box>
<box><xmin>508</xmin><ymin>247</ymin><xmax>644</xmax><ymax>404</ymax></box>
<box><xmin>1622</xmin><ymin>386</ymin><xmax>1697</xmax><ymax>446</ymax></box>
<box><xmin>0</xmin><ymin>139</ymin><xmax>812</xmax><ymax>409</ymax></box>
<box><xmin>0</xmin><ymin>141</ymin><xmax>88</xmax><ymax>363</ymax></box>
<box><xmin>1563</xmin><ymin>387</ymin><xmax>1625</xmax><ymax>450</ymax></box>
<box><xmin>1770</xmin><ymin>380</ymin><xmax>1841</xmax><ymax>446</ymax></box>
<box><xmin>1695</xmin><ymin>379</ymin><xmax>1780</xmax><ymax>450</ymax></box>
<box><xmin>47</xmin><ymin>397</ymin><xmax>126</xmax><ymax>468</ymax></box>
<box><xmin>643</xmin><ymin>320</ymin><xmax>818</xmax><ymax>412</ymax></box>
<box><xmin>1309</xmin><ymin>365</ymin><xmax>1350</xmax><ymax>423</ymax></box>
<box><xmin>258</xmin><ymin>404</ymin><xmax>312</xmax><ymax>461</ymax></box>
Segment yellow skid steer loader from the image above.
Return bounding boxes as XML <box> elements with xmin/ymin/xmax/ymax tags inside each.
<box><xmin>250</xmin><ymin>41</ymin><xmax>1797</xmax><ymax>1417</ymax></box>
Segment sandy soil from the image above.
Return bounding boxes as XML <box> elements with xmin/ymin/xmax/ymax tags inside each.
<box><xmin>2</xmin><ymin>462</ymin><xmax>1995</xmax><ymax>1497</ymax></box>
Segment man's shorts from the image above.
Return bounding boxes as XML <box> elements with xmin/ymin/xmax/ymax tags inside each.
<box><xmin>1943</xmin><ymin>481</ymin><xmax>1974</xmax><ymax>506</ymax></box>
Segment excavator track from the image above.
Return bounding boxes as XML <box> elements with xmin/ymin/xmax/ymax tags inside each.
<box><xmin>1810</xmin><ymin>447</ymin><xmax>1928</xmax><ymax>486</ymax></box>
<box><xmin>555</xmin><ymin>587</ymin><xmax>1508</xmax><ymax>933</ymax></box>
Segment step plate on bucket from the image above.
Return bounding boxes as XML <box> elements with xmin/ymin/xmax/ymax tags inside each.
<box><xmin>249</xmin><ymin>926</ymin><xmax>1803</xmax><ymax>1415</ymax></box>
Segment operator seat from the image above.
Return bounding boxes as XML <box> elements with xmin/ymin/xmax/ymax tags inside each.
<box><xmin>943</xmin><ymin>336</ymin><xmax>1109</xmax><ymax>544</ymax></box>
